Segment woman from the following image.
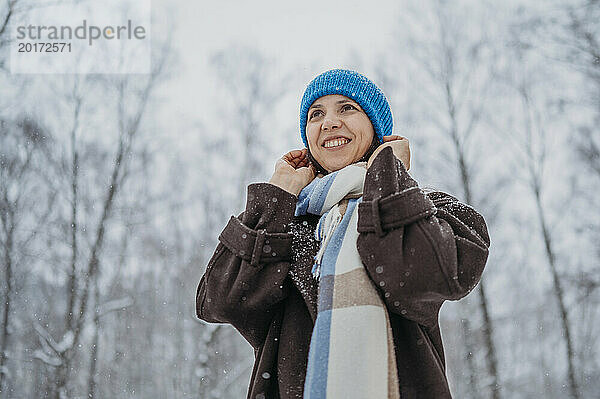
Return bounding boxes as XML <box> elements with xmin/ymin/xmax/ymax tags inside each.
<box><xmin>195</xmin><ymin>69</ymin><xmax>490</xmax><ymax>399</ymax></box>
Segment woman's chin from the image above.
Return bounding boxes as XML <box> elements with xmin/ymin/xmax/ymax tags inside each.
<box><xmin>314</xmin><ymin>148</ymin><xmax>362</xmax><ymax>172</ymax></box>
<box><xmin>323</xmin><ymin>159</ymin><xmax>354</xmax><ymax>172</ymax></box>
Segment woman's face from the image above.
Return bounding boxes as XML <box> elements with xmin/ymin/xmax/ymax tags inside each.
<box><xmin>306</xmin><ymin>94</ymin><xmax>375</xmax><ymax>173</ymax></box>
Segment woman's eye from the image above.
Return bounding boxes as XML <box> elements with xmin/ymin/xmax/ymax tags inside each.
<box><xmin>310</xmin><ymin>110</ymin><xmax>323</xmax><ymax>119</ymax></box>
<box><xmin>341</xmin><ymin>104</ymin><xmax>356</xmax><ymax>112</ymax></box>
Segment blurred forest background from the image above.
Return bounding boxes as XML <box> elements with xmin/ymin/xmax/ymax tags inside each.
<box><xmin>0</xmin><ymin>0</ymin><xmax>599</xmax><ymax>398</ymax></box>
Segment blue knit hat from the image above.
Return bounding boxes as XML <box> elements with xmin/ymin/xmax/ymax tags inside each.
<box><xmin>299</xmin><ymin>68</ymin><xmax>393</xmax><ymax>149</ymax></box>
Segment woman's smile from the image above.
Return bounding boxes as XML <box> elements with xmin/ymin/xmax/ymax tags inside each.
<box><xmin>322</xmin><ymin>136</ymin><xmax>352</xmax><ymax>149</ymax></box>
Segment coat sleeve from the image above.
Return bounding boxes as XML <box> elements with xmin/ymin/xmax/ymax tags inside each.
<box><xmin>195</xmin><ymin>183</ymin><xmax>297</xmax><ymax>349</ymax></box>
<box><xmin>357</xmin><ymin>146</ymin><xmax>491</xmax><ymax>328</ymax></box>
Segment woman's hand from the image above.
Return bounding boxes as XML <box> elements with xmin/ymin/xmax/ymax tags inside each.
<box><xmin>367</xmin><ymin>135</ymin><xmax>411</xmax><ymax>170</ymax></box>
<box><xmin>269</xmin><ymin>149</ymin><xmax>317</xmax><ymax>196</ymax></box>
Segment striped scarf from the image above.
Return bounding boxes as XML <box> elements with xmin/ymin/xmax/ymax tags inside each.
<box><xmin>294</xmin><ymin>162</ymin><xmax>400</xmax><ymax>399</ymax></box>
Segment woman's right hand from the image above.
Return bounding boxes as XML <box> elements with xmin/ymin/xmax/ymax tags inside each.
<box><xmin>268</xmin><ymin>149</ymin><xmax>316</xmax><ymax>196</ymax></box>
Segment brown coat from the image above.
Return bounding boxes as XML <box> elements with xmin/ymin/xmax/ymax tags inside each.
<box><xmin>195</xmin><ymin>147</ymin><xmax>491</xmax><ymax>399</ymax></box>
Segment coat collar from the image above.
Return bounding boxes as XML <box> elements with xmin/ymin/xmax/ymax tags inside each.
<box><xmin>286</xmin><ymin>147</ymin><xmax>456</xmax><ymax>324</ymax></box>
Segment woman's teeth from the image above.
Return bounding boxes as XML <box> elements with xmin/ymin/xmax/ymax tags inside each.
<box><xmin>323</xmin><ymin>138</ymin><xmax>350</xmax><ymax>148</ymax></box>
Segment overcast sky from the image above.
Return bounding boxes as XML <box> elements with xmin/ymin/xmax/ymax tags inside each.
<box><xmin>156</xmin><ymin>0</ymin><xmax>402</xmax><ymax>149</ymax></box>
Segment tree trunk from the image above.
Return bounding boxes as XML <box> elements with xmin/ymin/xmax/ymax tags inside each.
<box><xmin>0</xmin><ymin>221</ymin><xmax>14</xmax><ymax>396</ymax></box>
<box><xmin>86</xmin><ymin>278</ymin><xmax>100</xmax><ymax>399</ymax></box>
<box><xmin>477</xmin><ymin>282</ymin><xmax>501</xmax><ymax>398</ymax></box>
<box><xmin>66</xmin><ymin>96</ymin><xmax>81</xmax><ymax>333</ymax></box>
<box><xmin>461</xmin><ymin>317</ymin><xmax>480</xmax><ymax>399</ymax></box>
<box><xmin>533</xmin><ymin>186</ymin><xmax>580</xmax><ymax>399</ymax></box>
<box><xmin>453</xmin><ymin>102</ymin><xmax>501</xmax><ymax>399</ymax></box>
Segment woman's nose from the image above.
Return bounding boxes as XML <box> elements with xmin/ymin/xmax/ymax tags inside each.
<box><xmin>322</xmin><ymin>116</ymin><xmax>341</xmax><ymax>131</ymax></box>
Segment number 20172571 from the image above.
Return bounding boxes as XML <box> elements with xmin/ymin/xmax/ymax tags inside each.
<box><xmin>18</xmin><ymin>42</ymin><xmax>72</xmax><ymax>52</ymax></box>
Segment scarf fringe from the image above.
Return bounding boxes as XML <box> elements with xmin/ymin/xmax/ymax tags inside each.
<box><xmin>312</xmin><ymin>204</ymin><xmax>342</xmax><ymax>280</ymax></box>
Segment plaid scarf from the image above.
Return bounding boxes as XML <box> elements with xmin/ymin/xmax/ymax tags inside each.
<box><xmin>295</xmin><ymin>162</ymin><xmax>400</xmax><ymax>399</ymax></box>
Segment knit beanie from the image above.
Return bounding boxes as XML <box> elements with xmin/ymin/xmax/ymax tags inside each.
<box><xmin>299</xmin><ymin>68</ymin><xmax>393</xmax><ymax>149</ymax></box>
<box><xmin>300</xmin><ymin>69</ymin><xmax>394</xmax><ymax>175</ymax></box>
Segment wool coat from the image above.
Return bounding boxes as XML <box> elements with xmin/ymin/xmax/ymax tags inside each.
<box><xmin>195</xmin><ymin>147</ymin><xmax>491</xmax><ymax>399</ymax></box>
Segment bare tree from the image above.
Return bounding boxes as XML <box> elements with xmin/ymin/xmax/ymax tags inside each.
<box><xmin>183</xmin><ymin>45</ymin><xmax>295</xmax><ymax>397</ymax></box>
<box><xmin>17</xmin><ymin>39</ymin><xmax>173</xmax><ymax>398</ymax></box>
<box><xmin>521</xmin><ymin>78</ymin><xmax>579</xmax><ymax>399</ymax></box>
<box><xmin>0</xmin><ymin>116</ymin><xmax>55</xmax><ymax>396</ymax></box>
<box><xmin>58</xmin><ymin>74</ymin><xmax>163</xmax><ymax>398</ymax></box>
<box><xmin>509</xmin><ymin>2</ymin><xmax>600</xmax><ymax>396</ymax></box>
<box><xmin>560</xmin><ymin>2</ymin><xmax>600</xmax><ymax>270</ymax></box>
<box><xmin>393</xmin><ymin>1</ymin><xmax>502</xmax><ymax>397</ymax></box>
<box><xmin>0</xmin><ymin>0</ymin><xmax>65</xmax><ymax>68</ymax></box>
<box><xmin>525</xmin><ymin>1</ymin><xmax>600</xmax><ymax>182</ymax></box>
<box><xmin>0</xmin><ymin>0</ymin><xmax>19</xmax><ymax>49</ymax></box>
<box><xmin>495</xmin><ymin>29</ymin><xmax>581</xmax><ymax>397</ymax></box>
<box><xmin>209</xmin><ymin>45</ymin><xmax>291</xmax><ymax>208</ymax></box>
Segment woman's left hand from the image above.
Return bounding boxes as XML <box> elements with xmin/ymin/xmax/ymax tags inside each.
<box><xmin>367</xmin><ymin>135</ymin><xmax>411</xmax><ymax>170</ymax></box>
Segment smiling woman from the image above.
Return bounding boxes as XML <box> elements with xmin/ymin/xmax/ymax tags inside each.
<box><xmin>196</xmin><ymin>68</ymin><xmax>491</xmax><ymax>399</ymax></box>
<box><xmin>305</xmin><ymin>95</ymin><xmax>376</xmax><ymax>173</ymax></box>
